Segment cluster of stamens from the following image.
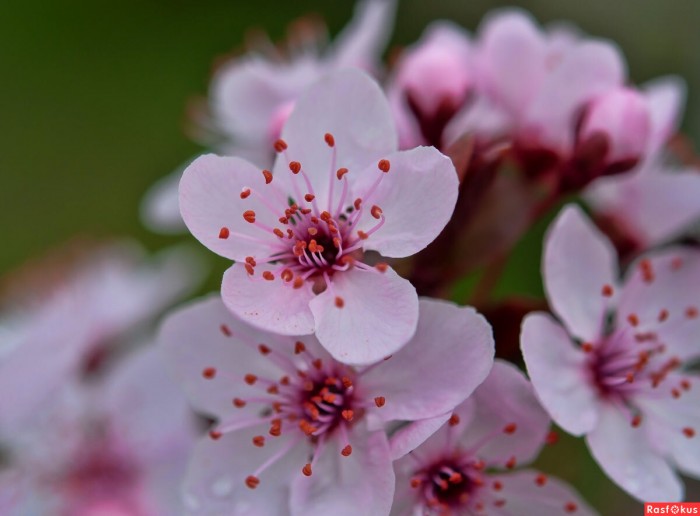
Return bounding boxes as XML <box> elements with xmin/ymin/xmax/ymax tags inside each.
<box><xmin>584</xmin><ymin>257</ymin><xmax>696</xmax><ymax>439</ymax></box>
<box><xmin>202</xmin><ymin>324</ymin><xmax>387</xmax><ymax>489</ymax></box>
<box><xmin>218</xmin><ymin>133</ymin><xmax>391</xmax><ymax>301</ymax></box>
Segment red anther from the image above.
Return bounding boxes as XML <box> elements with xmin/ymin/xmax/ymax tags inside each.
<box><xmin>492</xmin><ymin>481</ymin><xmax>503</xmax><ymax>491</ymax></box>
<box><xmin>505</xmin><ymin>456</ymin><xmax>516</xmax><ymax>469</ymax></box>
<box><xmin>328</xmin><ymin>225</ymin><xmax>338</xmax><ymax>234</ymax></box>
<box><xmin>658</xmin><ymin>309</ymin><xmax>669</xmax><ymax>322</ymax></box>
<box><xmin>333</xmin><ymin>237</ymin><xmax>341</xmax><ymax>248</ymax></box>
<box><xmin>322</xmin><ymin>392</ymin><xmax>336</xmax><ymax>404</ymax></box>
<box><xmin>342</xmin><ymin>377</ymin><xmax>353</xmax><ymax>388</ymax></box>
<box><xmin>341</xmin><ymin>410</ymin><xmax>354</xmax><ymax>422</ymax></box>
<box><xmin>625</xmin><ymin>373</ymin><xmax>635</xmax><ymax>383</ymax></box>
<box><xmin>240</xmin><ymin>188</ymin><xmax>251</xmax><ymax>199</ymax></box>
<box><xmin>639</xmin><ymin>259</ymin><xmax>654</xmax><ymax>283</ymax></box>
<box><xmin>273</xmin><ymin>139</ymin><xmax>287</xmax><ymax>152</ymax></box>
<box><xmin>681</xmin><ymin>379</ymin><xmax>691</xmax><ymax>391</ymax></box>
<box><xmin>581</xmin><ymin>342</ymin><xmax>594</xmax><ymax>353</ymax></box>
<box><xmin>535</xmin><ymin>474</ymin><xmax>548</xmax><ymax>486</ymax></box>
<box><xmin>306</xmin><ymin>228</ymin><xmax>318</xmax><ymax>238</ymax></box>
<box><xmin>293</xmin><ymin>276</ymin><xmax>304</xmax><ymax>289</ymax></box>
<box><xmin>202</xmin><ymin>367</ymin><xmax>217</xmax><ymax>379</ymax></box>
<box><xmin>375</xmin><ymin>263</ymin><xmax>388</xmax><ymax>273</ymax></box>
<box><xmin>289</xmin><ymin>161</ymin><xmax>301</xmax><ymax>174</ymax></box>
<box><xmin>503</xmin><ymin>423</ymin><xmax>517</xmax><ymax>434</ymax></box>
<box><xmin>299</xmin><ymin>420</ymin><xmax>318</xmax><ymax>436</ymax></box>
<box><xmin>631</xmin><ymin>414</ymin><xmax>642</xmax><ymax>427</ymax></box>
<box><xmin>324</xmin><ymin>133</ymin><xmax>335</xmax><ymax>147</ymax></box>
<box><xmin>245</xmin><ymin>256</ymin><xmax>256</xmax><ymax>266</ymax></box>
<box><xmin>448</xmin><ymin>414</ymin><xmax>460</xmax><ymax>426</ymax></box>
<box><xmin>410</xmin><ymin>477</ymin><xmax>422</xmax><ymax>489</ymax></box>
<box><xmin>320</xmin><ymin>211</ymin><xmax>332</xmax><ymax>221</ymax></box>
<box><xmin>209</xmin><ymin>430</ymin><xmax>222</xmax><ymax>440</ymax></box>
<box><xmin>294</xmin><ymin>341</ymin><xmax>306</xmax><ymax>354</ymax></box>
<box><xmin>252</xmin><ymin>435</ymin><xmax>265</xmax><ymax>447</ymax></box>
<box><xmin>262</xmin><ymin>271</ymin><xmax>275</xmax><ymax>281</ymax></box>
<box><xmin>448</xmin><ymin>473</ymin><xmax>462</xmax><ymax>484</ymax></box>
<box><xmin>472</xmin><ymin>460</ymin><xmax>485</xmax><ymax>470</ymax></box>
<box><xmin>353</xmin><ymin>198</ymin><xmax>362</xmax><ymax>210</ymax></box>
<box><xmin>278</xmin><ymin>216</ymin><xmax>289</xmax><ymax>224</ymax></box>
<box><xmin>280</xmin><ymin>376</ymin><xmax>290</xmax><ymax>385</ymax></box>
<box><xmin>374</xmin><ymin>396</ymin><xmax>386</xmax><ymax>408</ymax></box>
<box><xmin>266</xmin><ymin>384</ymin><xmax>279</xmax><ymax>395</ymax></box>
<box><xmin>494</xmin><ymin>500</ymin><xmax>506</xmax><ymax>508</ymax></box>
<box><xmin>683</xmin><ymin>427</ymin><xmax>695</xmax><ymax>438</ymax></box>
<box><xmin>220</xmin><ymin>324</ymin><xmax>232</xmax><ymax>337</ymax></box>
<box><xmin>370</xmin><ymin>205</ymin><xmax>383</xmax><ymax>219</ymax></box>
<box><xmin>303</xmin><ymin>381</ymin><xmax>314</xmax><ymax>392</ymax></box>
<box><xmin>357</xmin><ymin>230</ymin><xmax>369</xmax><ymax>240</ymax></box>
<box><xmin>336</xmin><ymin>167</ymin><xmax>348</xmax><ymax>180</ymax></box>
<box><xmin>233</xmin><ymin>398</ymin><xmax>246</xmax><ymax>408</ymax></box>
<box><xmin>269</xmin><ymin>420</ymin><xmax>282</xmax><ymax>437</ymax></box>
<box><xmin>273</xmin><ymin>402</ymin><xmax>284</xmax><ymax>414</ymax></box>
<box><xmin>302</xmin><ymin>464</ymin><xmax>312</xmax><ymax>476</ymax></box>
<box><xmin>627</xmin><ymin>314</ymin><xmax>639</xmax><ymax>327</ymax></box>
<box><xmin>565</xmin><ymin>502</ymin><xmax>578</xmax><ymax>513</ymax></box>
<box><xmin>341</xmin><ymin>445</ymin><xmax>352</xmax><ymax>457</ymax></box>
<box><xmin>335</xmin><ymin>296</ymin><xmax>345</xmax><ymax>308</ymax></box>
<box><xmin>281</xmin><ymin>269</ymin><xmax>293</xmax><ymax>282</ymax></box>
<box><xmin>672</xmin><ymin>388</ymin><xmax>681</xmax><ymax>399</ymax></box>
<box><xmin>312</xmin><ymin>358</ymin><xmax>323</xmax><ymax>370</ymax></box>
<box><xmin>304</xmin><ymin>193</ymin><xmax>315</xmax><ymax>202</ymax></box>
<box><xmin>601</xmin><ymin>284</ymin><xmax>614</xmax><ymax>297</ymax></box>
<box><xmin>218</xmin><ymin>227</ymin><xmax>230</xmax><ymax>239</ymax></box>
<box><xmin>245</xmin><ymin>263</ymin><xmax>255</xmax><ymax>276</ymax></box>
<box><xmin>245</xmin><ymin>475</ymin><xmax>260</xmax><ymax>489</ymax></box>
<box><xmin>378</xmin><ymin>159</ymin><xmax>390</xmax><ymax>172</ymax></box>
<box><xmin>262</xmin><ymin>169</ymin><xmax>273</xmax><ymax>184</ymax></box>
<box><xmin>273</xmin><ymin>228</ymin><xmax>284</xmax><ymax>238</ymax></box>
<box><xmin>243</xmin><ymin>210</ymin><xmax>256</xmax><ymax>223</ymax></box>
<box><xmin>244</xmin><ymin>374</ymin><xmax>257</xmax><ymax>385</ymax></box>
<box><xmin>671</xmin><ymin>257</ymin><xmax>684</xmax><ymax>270</ymax></box>
<box><xmin>686</xmin><ymin>306</ymin><xmax>698</xmax><ymax>319</ymax></box>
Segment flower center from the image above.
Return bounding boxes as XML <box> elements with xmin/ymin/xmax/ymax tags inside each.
<box><xmin>413</xmin><ymin>458</ymin><xmax>474</xmax><ymax>510</ymax></box>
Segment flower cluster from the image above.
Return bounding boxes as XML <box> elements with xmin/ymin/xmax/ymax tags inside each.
<box><xmin>3</xmin><ymin>2</ymin><xmax>700</xmax><ymax>516</ymax></box>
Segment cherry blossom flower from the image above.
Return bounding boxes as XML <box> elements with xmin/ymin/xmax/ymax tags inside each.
<box><xmin>142</xmin><ymin>0</ymin><xmax>397</xmax><ymax>233</ymax></box>
<box><xmin>179</xmin><ymin>69</ymin><xmax>459</xmax><ymax>364</ymax></box>
<box><xmin>0</xmin><ymin>242</ymin><xmax>203</xmax><ymax>433</ymax></box>
<box><xmin>521</xmin><ymin>204</ymin><xmax>700</xmax><ymax>502</ymax></box>
<box><xmin>390</xmin><ymin>360</ymin><xmax>596</xmax><ymax>515</ymax></box>
<box><xmin>0</xmin><ymin>346</ymin><xmax>197</xmax><ymax>516</ymax></box>
<box><xmin>158</xmin><ymin>295</ymin><xmax>494</xmax><ymax>515</ymax></box>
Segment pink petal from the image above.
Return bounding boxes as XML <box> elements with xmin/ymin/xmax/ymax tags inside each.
<box><xmin>389</xmin><ymin>413</ymin><xmax>452</xmax><ymax>460</ymax></box>
<box><xmin>586</xmin><ymin>402</ymin><xmax>683</xmax><ymax>502</ymax></box>
<box><xmin>352</xmin><ymin>146</ymin><xmax>459</xmax><ymax>258</ymax></box>
<box><xmin>458</xmin><ymin>360</ymin><xmax>550</xmax><ymax>467</ymax></box>
<box><xmin>361</xmin><ymin>298</ymin><xmax>494</xmax><ymax>421</ymax></box>
<box><xmin>443</xmin><ymin>94</ymin><xmax>513</xmax><ymax>146</ymax></box>
<box><xmin>521</xmin><ymin>313</ymin><xmax>600</xmax><ymax>436</ymax></box>
<box><xmin>329</xmin><ymin>0</ymin><xmax>397</xmax><ymax>71</ymax></box>
<box><xmin>643</xmin><ymin>75</ymin><xmax>686</xmax><ymax>153</ymax></box>
<box><xmin>158</xmin><ymin>294</ymin><xmax>283</xmax><ymax>419</ymax></box>
<box><xmin>309</xmin><ymin>266</ymin><xmax>418</xmax><ymax>365</ymax></box>
<box><xmin>617</xmin><ymin>247</ymin><xmax>700</xmax><ymax>361</ymax></box>
<box><xmin>141</xmin><ymin>164</ymin><xmax>188</xmax><ymax>233</ymax></box>
<box><xmin>543</xmin><ymin>204</ymin><xmax>619</xmax><ymax>342</ymax></box>
<box><xmin>222</xmin><ymin>263</ymin><xmax>316</xmax><ymax>336</ymax></box>
<box><xmin>477</xmin><ymin>8</ymin><xmax>548</xmax><ymax>117</ymax></box>
<box><xmin>272</xmin><ymin>68</ymin><xmax>397</xmax><ymax>205</ymax></box>
<box><xmin>489</xmin><ymin>469</ymin><xmax>597</xmax><ymax>516</ymax></box>
<box><xmin>183</xmin><ymin>426</ymin><xmax>309</xmax><ymax>515</ymax></box>
<box><xmin>290</xmin><ymin>430</ymin><xmax>394</xmax><ymax>516</ymax></box>
<box><xmin>179</xmin><ymin>154</ymin><xmax>286</xmax><ymax>261</ymax></box>
<box><xmin>524</xmin><ymin>40</ymin><xmax>626</xmax><ymax>153</ymax></box>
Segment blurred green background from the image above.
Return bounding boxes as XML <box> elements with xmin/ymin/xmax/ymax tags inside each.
<box><xmin>1</xmin><ymin>0</ymin><xmax>698</xmax><ymax>513</ymax></box>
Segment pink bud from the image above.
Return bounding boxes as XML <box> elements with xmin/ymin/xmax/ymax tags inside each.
<box><xmin>579</xmin><ymin>87</ymin><xmax>651</xmax><ymax>164</ymax></box>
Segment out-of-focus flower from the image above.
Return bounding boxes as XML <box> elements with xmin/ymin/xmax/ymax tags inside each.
<box><xmin>179</xmin><ymin>69</ymin><xmax>458</xmax><ymax>364</ymax></box>
<box><xmin>0</xmin><ymin>346</ymin><xmax>197</xmax><ymax>516</ymax></box>
<box><xmin>142</xmin><ymin>0</ymin><xmax>397</xmax><ymax>233</ymax></box>
<box><xmin>159</xmin><ymin>295</ymin><xmax>494</xmax><ymax>515</ymax></box>
<box><xmin>521</xmin><ymin>205</ymin><xmax>700</xmax><ymax>502</ymax></box>
<box><xmin>390</xmin><ymin>361</ymin><xmax>596</xmax><ymax>515</ymax></box>
<box><xmin>0</xmin><ymin>242</ymin><xmax>203</xmax><ymax>432</ymax></box>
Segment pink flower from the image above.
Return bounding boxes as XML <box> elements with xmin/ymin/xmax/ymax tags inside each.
<box><xmin>0</xmin><ymin>242</ymin><xmax>202</xmax><ymax>433</ymax></box>
<box><xmin>158</xmin><ymin>295</ymin><xmax>494</xmax><ymax>515</ymax></box>
<box><xmin>142</xmin><ymin>0</ymin><xmax>397</xmax><ymax>233</ymax></box>
<box><xmin>521</xmin><ymin>204</ymin><xmax>700</xmax><ymax>501</ymax></box>
<box><xmin>179</xmin><ymin>69</ymin><xmax>459</xmax><ymax>364</ymax></box>
<box><xmin>0</xmin><ymin>346</ymin><xmax>197</xmax><ymax>516</ymax></box>
<box><xmin>388</xmin><ymin>22</ymin><xmax>474</xmax><ymax>148</ymax></box>
<box><xmin>390</xmin><ymin>361</ymin><xmax>596</xmax><ymax>515</ymax></box>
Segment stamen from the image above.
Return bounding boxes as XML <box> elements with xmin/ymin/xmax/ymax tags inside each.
<box><xmin>503</xmin><ymin>423</ymin><xmax>517</xmax><ymax>434</ymax></box>
<box><xmin>218</xmin><ymin>227</ymin><xmax>230</xmax><ymax>239</ymax></box>
<box><xmin>335</xmin><ymin>296</ymin><xmax>345</xmax><ymax>308</ymax></box>
<box><xmin>202</xmin><ymin>367</ymin><xmax>217</xmax><ymax>379</ymax></box>
<box><xmin>601</xmin><ymin>284</ymin><xmax>614</xmax><ymax>297</ymax></box>
<box><xmin>378</xmin><ymin>159</ymin><xmax>390</xmax><ymax>173</ymax></box>
<box><xmin>302</xmin><ymin>463</ymin><xmax>312</xmax><ymax>476</ymax></box>
<box><xmin>274</xmin><ymin>139</ymin><xmax>288</xmax><ymax>152</ymax></box>
<box><xmin>683</xmin><ymin>427</ymin><xmax>695</xmax><ymax>438</ymax></box>
<box><xmin>448</xmin><ymin>414</ymin><xmax>460</xmax><ymax>426</ymax></box>
<box><xmin>243</xmin><ymin>210</ymin><xmax>256</xmax><ymax>223</ymax></box>
<box><xmin>245</xmin><ymin>476</ymin><xmax>260</xmax><ymax>489</ymax></box>
<box><xmin>240</xmin><ymin>188</ymin><xmax>251</xmax><ymax>199</ymax></box>
<box><xmin>262</xmin><ymin>169</ymin><xmax>273</xmax><ymax>184</ymax></box>
<box><xmin>374</xmin><ymin>396</ymin><xmax>386</xmax><ymax>408</ymax></box>
<box><xmin>535</xmin><ymin>474</ymin><xmax>547</xmax><ymax>486</ymax></box>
